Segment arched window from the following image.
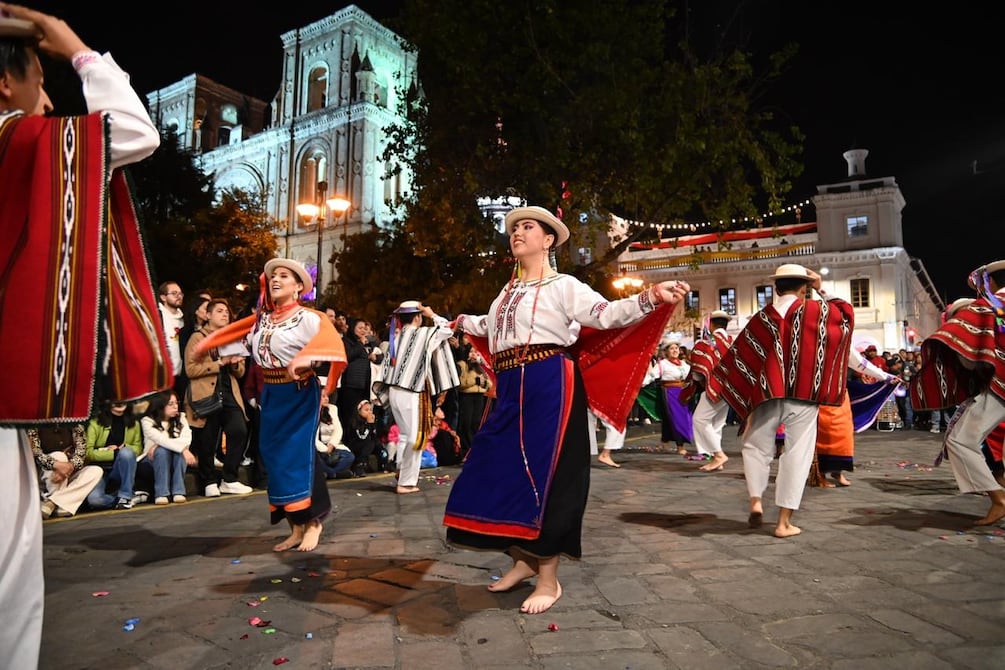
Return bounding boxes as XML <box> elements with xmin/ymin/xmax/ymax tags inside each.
<box><xmin>306</xmin><ymin>65</ymin><xmax>329</xmax><ymax>112</ymax></box>
<box><xmin>298</xmin><ymin>151</ymin><xmax>328</xmax><ymax>228</ymax></box>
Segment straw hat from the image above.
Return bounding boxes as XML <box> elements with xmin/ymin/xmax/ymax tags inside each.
<box><xmin>770</xmin><ymin>263</ymin><xmax>811</xmax><ymax>280</ymax></box>
<box><xmin>264</xmin><ymin>258</ymin><xmax>313</xmax><ymax>296</ymax></box>
<box><xmin>504</xmin><ymin>206</ymin><xmax>570</xmax><ymax>246</ymax></box>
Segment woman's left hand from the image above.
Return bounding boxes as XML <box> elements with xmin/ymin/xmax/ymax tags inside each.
<box><xmin>651</xmin><ymin>280</ymin><xmax>691</xmax><ymax>305</ymax></box>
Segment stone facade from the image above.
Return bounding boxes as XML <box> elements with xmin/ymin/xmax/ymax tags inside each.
<box><xmin>144</xmin><ymin>5</ymin><xmax>416</xmax><ymax>293</ymax></box>
<box><xmin>616</xmin><ymin>149</ymin><xmax>944</xmax><ymax>350</ymax></box>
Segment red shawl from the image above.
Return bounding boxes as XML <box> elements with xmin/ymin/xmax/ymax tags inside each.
<box><xmin>708</xmin><ymin>298</ymin><xmax>854</xmax><ymax>420</ymax></box>
<box><xmin>680</xmin><ymin>330</ymin><xmax>732</xmax><ymax>405</ymax></box>
<box><xmin>465</xmin><ymin>302</ymin><xmax>676</xmax><ymax>433</ymax></box>
<box><xmin>0</xmin><ymin>112</ymin><xmax>170</xmax><ymax>425</ymax></box>
<box><xmin>910</xmin><ymin>296</ymin><xmax>1004</xmax><ymax>410</ymax></box>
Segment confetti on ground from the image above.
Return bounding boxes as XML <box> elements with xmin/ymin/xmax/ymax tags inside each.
<box><xmin>260</xmin><ymin>596</ymin><xmax>269</xmax><ymax>601</ymax></box>
<box><xmin>122</xmin><ymin>617</ymin><xmax>140</xmax><ymax>632</ymax></box>
<box><xmin>307</xmin><ymin>572</ymin><xmax>321</xmax><ymax>578</ymax></box>
<box><xmin>256</xmin><ymin>620</ymin><xmax>273</xmax><ymax>628</ymax></box>
<box><xmin>240</xmin><ymin>634</ymin><xmax>249</xmax><ymax>640</ymax></box>
<box><xmin>249</xmin><ymin>617</ymin><xmax>263</xmax><ymax>626</ymax></box>
<box><xmin>356</xmin><ymin>492</ymin><xmax>363</xmax><ymax>496</ymax></box>
<box><xmin>231</xmin><ymin>559</ymin><xmax>241</xmax><ymax>564</ymax></box>
<box><xmin>291</xmin><ymin>577</ymin><xmax>301</xmax><ymax>583</ymax></box>
<box><xmin>263</xmin><ymin>628</ymin><xmax>277</xmax><ymax>634</ymax></box>
<box><xmin>247</xmin><ymin>600</ymin><xmax>261</xmax><ymax>607</ymax></box>
<box><xmin>548</xmin><ymin>623</ymin><xmax>559</xmax><ymax>631</ymax></box>
<box><xmin>370</xmin><ymin>534</ymin><xmax>377</xmax><ymax>538</ymax></box>
<box><xmin>91</xmin><ymin>591</ymin><xmax>110</xmax><ymax>597</ymax></box>
<box><xmin>270</xmin><ymin>579</ymin><xmax>283</xmax><ymax>584</ymax></box>
<box><xmin>305</xmin><ymin>633</ymin><xmax>313</xmax><ymax>639</ymax></box>
<box><xmin>273</xmin><ymin>658</ymin><xmax>289</xmax><ymax>665</ymax></box>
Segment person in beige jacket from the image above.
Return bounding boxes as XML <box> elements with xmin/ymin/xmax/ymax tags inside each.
<box><xmin>185</xmin><ymin>299</ymin><xmax>252</xmax><ymax>497</ymax></box>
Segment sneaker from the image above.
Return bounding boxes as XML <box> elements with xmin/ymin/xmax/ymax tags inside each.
<box><xmin>132</xmin><ymin>491</ymin><xmax>150</xmax><ymax>505</ymax></box>
<box><xmin>173</xmin><ymin>495</ymin><xmax>187</xmax><ymax>503</ymax></box>
<box><xmin>204</xmin><ymin>483</ymin><xmax>221</xmax><ymax>498</ymax></box>
<box><xmin>642</xmin><ymin>418</ymin><xmax>652</xmax><ymax>425</ymax></box>
<box><xmin>115</xmin><ymin>498</ymin><xmax>135</xmax><ymax>510</ymax></box>
<box><xmin>154</xmin><ymin>496</ymin><xmax>170</xmax><ymax>505</ymax></box>
<box><xmin>40</xmin><ymin>499</ymin><xmax>56</xmax><ymax>519</ymax></box>
<box><xmin>54</xmin><ymin>508</ymin><xmax>73</xmax><ymax>518</ymax></box>
<box><xmin>219</xmin><ymin>481</ymin><xmax>253</xmax><ymax>495</ymax></box>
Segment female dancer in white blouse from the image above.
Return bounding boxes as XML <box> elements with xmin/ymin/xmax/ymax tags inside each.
<box><xmin>197</xmin><ymin>258</ymin><xmax>346</xmax><ymax>552</ymax></box>
<box><xmin>444</xmin><ymin>205</ymin><xmax>689</xmax><ymax>614</ymax></box>
<box><xmin>646</xmin><ymin>342</ymin><xmax>695</xmax><ymax>455</ymax></box>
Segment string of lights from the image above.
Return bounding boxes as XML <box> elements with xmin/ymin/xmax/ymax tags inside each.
<box><xmin>612</xmin><ymin>198</ymin><xmax>814</xmax><ymax>236</ymax></box>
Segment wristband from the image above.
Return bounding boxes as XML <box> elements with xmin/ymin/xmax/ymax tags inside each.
<box><xmin>71</xmin><ymin>50</ymin><xmax>101</xmax><ymax>72</ymax></box>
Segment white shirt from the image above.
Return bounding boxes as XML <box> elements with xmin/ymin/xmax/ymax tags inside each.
<box><xmin>159</xmin><ymin>304</ymin><xmax>185</xmax><ymax>377</ymax></box>
<box><xmin>459</xmin><ymin>274</ymin><xmax>655</xmax><ymax>353</ymax></box>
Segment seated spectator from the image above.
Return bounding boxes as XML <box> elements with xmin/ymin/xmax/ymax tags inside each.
<box><xmin>345</xmin><ymin>399</ymin><xmax>383</xmax><ymax>476</ymax></box>
<box><xmin>85</xmin><ymin>400</ymin><xmax>149</xmax><ymax>509</ymax></box>
<box><xmin>317</xmin><ymin>395</ymin><xmax>354</xmax><ymax>479</ymax></box>
<box><xmin>29</xmin><ymin>424</ymin><xmax>103</xmax><ymax>519</ymax></box>
<box><xmin>141</xmin><ymin>392</ymin><xmax>196</xmax><ymax>504</ymax></box>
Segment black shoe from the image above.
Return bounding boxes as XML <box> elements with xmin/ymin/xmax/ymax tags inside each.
<box><xmin>352</xmin><ymin>463</ymin><xmax>367</xmax><ymax>478</ymax></box>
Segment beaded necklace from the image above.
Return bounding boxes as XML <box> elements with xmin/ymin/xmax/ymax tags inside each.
<box><xmin>492</xmin><ymin>254</ymin><xmax>553</xmax><ymax>510</ymax></box>
<box><xmin>269</xmin><ymin>301</ymin><xmax>300</xmax><ymax>322</ymax></box>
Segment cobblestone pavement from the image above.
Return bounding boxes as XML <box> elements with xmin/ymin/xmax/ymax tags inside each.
<box><xmin>41</xmin><ymin>425</ymin><xmax>1005</xmax><ymax>669</ymax></box>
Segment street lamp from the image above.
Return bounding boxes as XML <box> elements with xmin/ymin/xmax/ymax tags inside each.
<box><xmin>296</xmin><ymin>180</ymin><xmax>351</xmax><ymax>301</ymax></box>
<box><xmin>612</xmin><ymin>275</ymin><xmax>644</xmax><ymax>298</ymax></box>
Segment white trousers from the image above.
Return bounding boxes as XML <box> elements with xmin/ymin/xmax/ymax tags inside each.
<box><xmin>945</xmin><ymin>391</ymin><xmax>1005</xmax><ymax>493</ymax></box>
<box><xmin>0</xmin><ymin>428</ymin><xmax>43</xmax><ymax>669</ymax></box>
<box><xmin>742</xmin><ymin>398</ymin><xmax>818</xmax><ymax>510</ymax></box>
<box><xmin>587</xmin><ymin>411</ymin><xmax>625</xmax><ymax>454</ymax></box>
<box><xmin>41</xmin><ymin>451</ymin><xmax>104</xmax><ymax>515</ymax></box>
<box><xmin>692</xmin><ymin>392</ymin><xmax>729</xmax><ymax>456</ymax></box>
<box><xmin>389</xmin><ymin>387</ymin><xmax>423</xmax><ymax>487</ymax></box>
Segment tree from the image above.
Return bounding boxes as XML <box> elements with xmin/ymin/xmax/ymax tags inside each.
<box><xmin>128</xmin><ymin>132</ymin><xmax>279</xmax><ymax>304</ymax></box>
<box><xmin>369</xmin><ymin>0</ymin><xmax>803</xmax><ymax>308</ymax></box>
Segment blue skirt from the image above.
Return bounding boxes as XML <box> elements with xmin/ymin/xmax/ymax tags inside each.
<box><xmin>444</xmin><ymin>354</ymin><xmax>590</xmax><ymax>559</ymax></box>
<box><xmin>259</xmin><ymin>377</ymin><xmax>331</xmax><ymax>525</ymax></box>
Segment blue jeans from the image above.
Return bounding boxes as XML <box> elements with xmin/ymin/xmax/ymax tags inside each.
<box><xmin>151</xmin><ymin>448</ymin><xmax>187</xmax><ymax>498</ymax></box>
<box><xmin>319</xmin><ymin>448</ymin><xmax>354</xmax><ymax>479</ymax></box>
<box><xmin>86</xmin><ymin>448</ymin><xmax>138</xmax><ymax>509</ymax></box>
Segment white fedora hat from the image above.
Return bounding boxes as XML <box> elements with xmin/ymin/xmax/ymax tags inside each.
<box><xmin>709</xmin><ymin>310</ymin><xmax>731</xmax><ymax>320</ymax></box>
<box><xmin>504</xmin><ymin>206</ymin><xmax>570</xmax><ymax>246</ymax></box>
<box><xmin>770</xmin><ymin>263</ymin><xmax>812</xmax><ymax>280</ymax></box>
<box><xmin>264</xmin><ymin>257</ymin><xmax>314</xmax><ymax>297</ymax></box>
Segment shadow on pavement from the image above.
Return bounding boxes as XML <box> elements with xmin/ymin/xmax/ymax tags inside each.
<box><xmin>842</xmin><ymin>506</ymin><xmax>978</xmax><ymax>531</ymax></box>
<box><xmin>619</xmin><ymin>511</ymin><xmax>750</xmax><ymax>535</ymax></box>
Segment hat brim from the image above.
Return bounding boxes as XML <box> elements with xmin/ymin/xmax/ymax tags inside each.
<box><xmin>264</xmin><ymin>258</ymin><xmax>314</xmax><ymax>297</ymax></box>
<box><xmin>0</xmin><ymin>17</ymin><xmax>40</xmax><ymax>38</ymax></box>
<box><xmin>504</xmin><ymin>206</ymin><xmax>570</xmax><ymax>246</ymax></box>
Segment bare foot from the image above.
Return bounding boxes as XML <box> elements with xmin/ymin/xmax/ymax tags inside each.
<box><xmin>830</xmin><ymin>472</ymin><xmax>851</xmax><ymax>487</ymax></box>
<box><xmin>974</xmin><ymin>501</ymin><xmax>1005</xmax><ymax>526</ymax></box>
<box><xmin>699</xmin><ymin>454</ymin><xmax>728</xmax><ymax>471</ymax></box>
<box><xmin>396</xmin><ymin>485</ymin><xmax>420</xmax><ymax>494</ymax></box>
<box><xmin>273</xmin><ymin>526</ymin><xmax>305</xmax><ymax>552</ymax></box>
<box><xmin>774</xmin><ymin>522</ymin><xmax>802</xmax><ymax>538</ymax></box>
<box><xmin>296</xmin><ymin>520</ymin><xmax>323</xmax><ymax>552</ymax></box>
<box><xmin>597</xmin><ymin>453</ymin><xmax>621</xmax><ymax>468</ymax></box>
<box><xmin>520</xmin><ymin>581</ymin><xmax>562</xmax><ymax>614</ymax></box>
<box><xmin>488</xmin><ymin>559</ymin><xmax>537</xmax><ymax>592</ymax></box>
<box><xmin>676</xmin><ymin>446</ymin><xmax>688</xmax><ymax>456</ymax></box>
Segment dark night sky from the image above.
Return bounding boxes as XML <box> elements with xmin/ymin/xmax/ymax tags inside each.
<box><xmin>25</xmin><ymin>2</ymin><xmax>1004</xmax><ymax>302</ymax></box>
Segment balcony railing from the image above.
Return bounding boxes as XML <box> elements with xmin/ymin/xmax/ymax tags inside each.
<box><xmin>618</xmin><ymin>241</ymin><xmax>816</xmax><ymax>273</ymax></box>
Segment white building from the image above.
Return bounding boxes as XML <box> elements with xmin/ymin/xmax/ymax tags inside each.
<box><xmin>145</xmin><ymin>5</ymin><xmax>416</xmax><ymax>294</ymax></box>
<box><xmin>616</xmin><ymin>149</ymin><xmax>944</xmax><ymax>352</ymax></box>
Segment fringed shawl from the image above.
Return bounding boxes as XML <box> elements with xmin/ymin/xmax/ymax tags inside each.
<box><xmin>196</xmin><ymin>308</ymin><xmax>347</xmax><ymax>395</ymax></box>
<box><xmin>0</xmin><ymin>112</ymin><xmax>170</xmax><ymax>425</ymax></box>
<box><xmin>910</xmin><ymin>297</ymin><xmax>1005</xmax><ymax>410</ymax></box>
<box><xmin>708</xmin><ymin>297</ymin><xmax>855</xmax><ymax>420</ymax></box>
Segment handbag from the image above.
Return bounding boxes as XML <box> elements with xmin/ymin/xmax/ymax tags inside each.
<box><xmin>188</xmin><ymin>371</ymin><xmax>226</xmax><ymax>417</ymax></box>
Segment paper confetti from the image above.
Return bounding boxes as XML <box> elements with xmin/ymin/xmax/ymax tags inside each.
<box><xmin>272</xmin><ymin>658</ymin><xmax>289</xmax><ymax>666</ymax></box>
<box><xmin>305</xmin><ymin>633</ymin><xmax>313</xmax><ymax>639</ymax></box>
<box><xmin>248</xmin><ymin>617</ymin><xmax>262</xmax><ymax>626</ymax></box>
<box><xmin>263</xmin><ymin>628</ymin><xmax>277</xmax><ymax>635</ymax></box>
<box><xmin>91</xmin><ymin>591</ymin><xmax>110</xmax><ymax>597</ymax></box>
<box><xmin>231</xmin><ymin>559</ymin><xmax>242</xmax><ymax>564</ymax></box>
<box><xmin>548</xmin><ymin>623</ymin><xmax>559</xmax><ymax>631</ymax></box>
<box><xmin>270</xmin><ymin>579</ymin><xmax>283</xmax><ymax>584</ymax></box>
<box><xmin>247</xmin><ymin>600</ymin><xmax>261</xmax><ymax>607</ymax></box>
